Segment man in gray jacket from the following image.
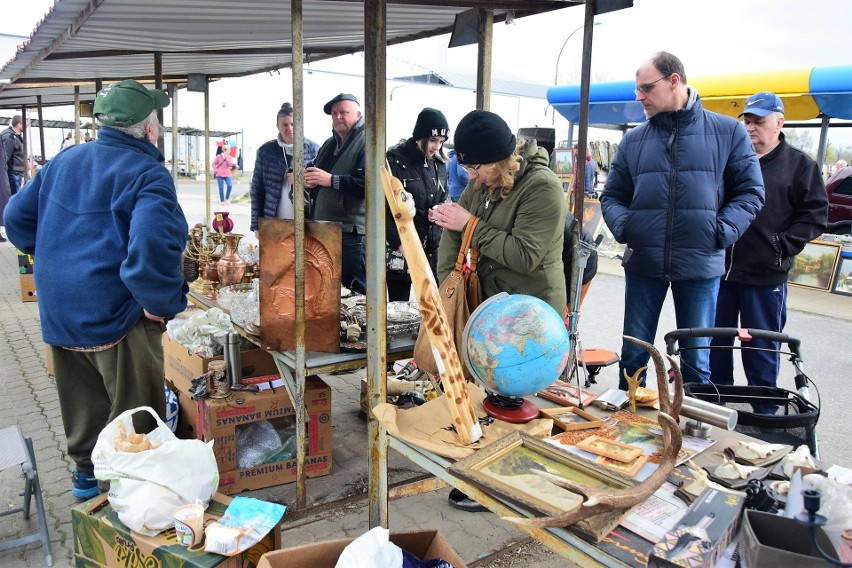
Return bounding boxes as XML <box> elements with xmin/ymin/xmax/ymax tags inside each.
<box><xmin>601</xmin><ymin>52</ymin><xmax>764</xmax><ymax>387</ymax></box>
<box><xmin>304</xmin><ymin>93</ymin><xmax>367</xmax><ymax>293</ymax></box>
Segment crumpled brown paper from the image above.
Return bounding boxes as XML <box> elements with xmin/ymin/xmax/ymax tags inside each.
<box><xmin>373</xmin><ymin>384</ymin><xmax>553</xmax><ymax>460</ymax></box>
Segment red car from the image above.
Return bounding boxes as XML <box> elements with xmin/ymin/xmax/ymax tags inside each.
<box><xmin>826</xmin><ymin>166</ymin><xmax>852</xmax><ymax>235</ymax></box>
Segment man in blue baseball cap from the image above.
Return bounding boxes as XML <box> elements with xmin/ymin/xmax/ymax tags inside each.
<box><xmin>3</xmin><ymin>79</ymin><xmax>188</xmax><ymax>499</ymax></box>
<box><xmin>709</xmin><ymin>91</ymin><xmax>827</xmax><ymax>411</ymax></box>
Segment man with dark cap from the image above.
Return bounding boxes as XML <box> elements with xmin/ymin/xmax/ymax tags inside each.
<box><xmin>385</xmin><ymin>107</ymin><xmax>450</xmax><ymax>301</ymax></box>
<box><xmin>710</xmin><ymin>92</ymin><xmax>827</xmax><ymax>410</ymax></box>
<box><xmin>4</xmin><ymin>79</ymin><xmax>188</xmax><ymax>500</ymax></box>
<box><xmin>250</xmin><ymin>102</ymin><xmax>321</xmax><ymax>232</ymax></box>
<box><xmin>1</xmin><ymin>115</ymin><xmax>26</xmax><ymax>194</ymax></box>
<box><xmin>305</xmin><ymin>93</ymin><xmax>367</xmax><ymax>293</ymax></box>
<box><xmin>600</xmin><ymin>51</ymin><xmax>764</xmax><ymax>388</ymax></box>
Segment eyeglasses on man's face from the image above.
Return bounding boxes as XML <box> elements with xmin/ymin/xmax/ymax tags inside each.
<box><xmin>634</xmin><ymin>75</ymin><xmax>671</xmax><ymax>96</ymax></box>
<box><xmin>463</xmin><ymin>164</ymin><xmax>482</xmax><ymax>174</ymax></box>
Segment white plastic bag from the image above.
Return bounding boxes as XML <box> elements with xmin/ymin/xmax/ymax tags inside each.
<box><xmin>335</xmin><ymin>527</ymin><xmax>402</xmax><ymax>568</ymax></box>
<box><xmin>92</xmin><ymin>406</ymin><xmax>219</xmax><ymax>535</ymax></box>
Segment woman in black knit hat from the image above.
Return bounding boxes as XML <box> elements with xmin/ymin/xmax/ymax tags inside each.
<box><xmin>385</xmin><ymin>107</ymin><xmax>450</xmax><ymax>301</ymax></box>
<box><xmin>433</xmin><ymin>109</ymin><xmax>567</xmax><ymax>512</ymax></box>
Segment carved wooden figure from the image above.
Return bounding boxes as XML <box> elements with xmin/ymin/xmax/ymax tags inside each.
<box><xmin>380</xmin><ymin>167</ymin><xmax>482</xmax><ymax>445</ymax></box>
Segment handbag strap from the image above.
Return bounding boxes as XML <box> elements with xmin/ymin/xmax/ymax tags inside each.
<box><xmin>454</xmin><ymin>216</ymin><xmax>480</xmax><ymax>272</ymax></box>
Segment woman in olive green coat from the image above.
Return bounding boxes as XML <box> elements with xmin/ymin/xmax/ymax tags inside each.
<box><xmin>433</xmin><ymin>110</ymin><xmax>567</xmax><ymax>316</ymax></box>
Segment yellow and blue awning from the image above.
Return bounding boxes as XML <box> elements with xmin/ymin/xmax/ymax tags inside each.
<box><xmin>548</xmin><ymin>65</ymin><xmax>852</xmax><ymax>124</ymax></box>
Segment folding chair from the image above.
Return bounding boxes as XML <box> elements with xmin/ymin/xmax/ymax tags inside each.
<box><xmin>0</xmin><ymin>425</ymin><xmax>53</xmax><ymax>566</ymax></box>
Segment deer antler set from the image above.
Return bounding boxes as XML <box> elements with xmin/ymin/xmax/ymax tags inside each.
<box><xmin>505</xmin><ymin>336</ymin><xmax>683</xmax><ymax>528</ymax></box>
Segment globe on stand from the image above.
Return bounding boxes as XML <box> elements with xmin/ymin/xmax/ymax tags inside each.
<box><xmin>462</xmin><ymin>293</ymin><xmax>571</xmax><ymax>423</ymax></box>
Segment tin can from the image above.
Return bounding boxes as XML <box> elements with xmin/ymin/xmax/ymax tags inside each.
<box><xmin>208</xmin><ymin>360</ymin><xmax>230</xmax><ymax>398</ymax></box>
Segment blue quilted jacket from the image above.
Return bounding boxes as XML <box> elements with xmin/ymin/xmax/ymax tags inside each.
<box><xmin>250</xmin><ymin>137</ymin><xmax>320</xmax><ymax>231</ymax></box>
<box><xmin>600</xmin><ymin>89</ymin><xmax>764</xmax><ymax>281</ymax></box>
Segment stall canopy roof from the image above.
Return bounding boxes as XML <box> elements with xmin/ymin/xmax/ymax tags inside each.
<box><xmin>548</xmin><ymin>65</ymin><xmax>852</xmax><ymax>124</ymax></box>
<box><xmin>0</xmin><ymin>0</ymin><xmax>580</xmax><ymax>109</ymax></box>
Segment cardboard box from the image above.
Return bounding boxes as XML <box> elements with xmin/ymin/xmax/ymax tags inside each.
<box><xmin>20</xmin><ymin>273</ymin><xmax>37</xmax><ymax>302</ymax></box>
<box><xmin>72</xmin><ymin>492</ymin><xmax>279</xmax><ymax>568</ymax></box>
<box><xmin>170</xmin><ymin>368</ymin><xmax>332</xmax><ymax>494</ymax></box>
<box><xmin>648</xmin><ymin>487</ymin><xmax>745</xmax><ymax>568</ymax></box>
<box><xmin>45</xmin><ymin>345</ymin><xmax>54</xmax><ymax>376</ymax></box>
<box><xmin>163</xmin><ymin>333</ymin><xmax>279</xmax><ymax>393</ymax></box>
<box><xmin>257</xmin><ymin>530</ymin><xmax>467</xmax><ymax>568</ymax></box>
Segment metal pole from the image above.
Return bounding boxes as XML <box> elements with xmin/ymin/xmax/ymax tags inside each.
<box><xmin>570</xmin><ymin>0</ymin><xmax>597</xmax><ymax>310</ymax></box>
<box><xmin>291</xmin><ymin>0</ymin><xmax>309</xmax><ymax>512</ymax></box>
<box><xmin>816</xmin><ymin>115</ymin><xmax>830</xmax><ymax>173</ymax></box>
<box><xmin>36</xmin><ymin>96</ymin><xmax>45</xmax><ymax>165</ymax></box>
<box><xmin>475</xmin><ymin>9</ymin><xmax>493</xmax><ymax>111</ymax></box>
<box><xmin>204</xmin><ymin>79</ymin><xmax>210</xmax><ymax>225</ymax></box>
<box><xmin>171</xmin><ymin>84</ymin><xmax>179</xmax><ymax>185</ymax></box>
<box><xmin>365</xmin><ymin>0</ymin><xmax>389</xmax><ymax>530</ymax></box>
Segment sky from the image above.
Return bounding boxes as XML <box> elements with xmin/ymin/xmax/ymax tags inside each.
<box><xmin>2</xmin><ymin>0</ymin><xmax>851</xmax><ymax>161</ymax></box>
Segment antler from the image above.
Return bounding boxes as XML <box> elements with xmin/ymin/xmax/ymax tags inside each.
<box><xmin>504</xmin><ymin>339</ymin><xmax>683</xmax><ymax>528</ymax></box>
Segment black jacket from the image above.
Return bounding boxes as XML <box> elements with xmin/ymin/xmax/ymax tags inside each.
<box><xmin>1</xmin><ymin>127</ymin><xmax>25</xmax><ymax>174</ymax></box>
<box><xmin>385</xmin><ymin>137</ymin><xmax>448</xmax><ymax>257</ymax></box>
<box><xmin>725</xmin><ymin>134</ymin><xmax>828</xmax><ymax>286</ymax></box>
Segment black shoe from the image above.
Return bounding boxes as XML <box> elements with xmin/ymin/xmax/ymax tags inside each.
<box><xmin>448</xmin><ymin>488</ymin><xmax>487</xmax><ymax>512</ymax></box>
<box><xmin>0</xmin><ymin>234</ymin><xmax>6</xmax><ymax>242</ymax></box>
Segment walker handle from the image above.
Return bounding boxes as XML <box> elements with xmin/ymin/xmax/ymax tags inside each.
<box><xmin>663</xmin><ymin>327</ymin><xmax>802</xmax><ymax>361</ymax></box>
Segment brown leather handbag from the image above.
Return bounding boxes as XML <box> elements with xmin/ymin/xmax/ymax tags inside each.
<box><xmin>413</xmin><ymin>216</ymin><xmax>481</xmax><ymax>379</ymax></box>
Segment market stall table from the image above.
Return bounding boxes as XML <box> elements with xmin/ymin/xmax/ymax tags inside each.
<box><xmin>383</xmin><ymin>398</ymin><xmax>821</xmax><ymax>567</ymax></box>
<box><xmin>185</xmin><ymin>289</ymin><xmax>415</xmax><ymax>507</ymax></box>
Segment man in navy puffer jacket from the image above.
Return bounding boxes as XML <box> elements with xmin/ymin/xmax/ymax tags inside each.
<box><xmin>601</xmin><ymin>52</ymin><xmax>764</xmax><ymax>387</ymax></box>
<box><xmin>250</xmin><ymin>102</ymin><xmax>320</xmax><ymax>232</ymax></box>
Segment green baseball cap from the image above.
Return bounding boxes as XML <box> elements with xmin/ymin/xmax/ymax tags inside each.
<box><xmin>94</xmin><ymin>80</ymin><xmax>170</xmax><ymax>127</ymax></box>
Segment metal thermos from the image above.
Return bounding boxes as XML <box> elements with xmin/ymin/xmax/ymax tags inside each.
<box><xmin>224</xmin><ymin>332</ymin><xmax>242</xmax><ymax>387</ymax></box>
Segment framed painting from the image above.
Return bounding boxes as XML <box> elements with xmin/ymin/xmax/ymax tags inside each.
<box><xmin>448</xmin><ymin>431</ymin><xmax>635</xmax><ymax>542</ymax></box>
<box><xmin>539</xmin><ymin>406</ymin><xmax>603</xmax><ymax>432</ymax></box>
<box><xmin>788</xmin><ymin>240</ymin><xmax>841</xmax><ymax>291</ymax></box>
<box><xmin>831</xmin><ymin>251</ymin><xmax>852</xmax><ymax>296</ymax></box>
<box><xmin>582</xmin><ymin>199</ymin><xmax>604</xmax><ymax>238</ymax></box>
<box><xmin>553</xmin><ymin>148</ymin><xmax>573</xmax><ymax>177</ymax></box>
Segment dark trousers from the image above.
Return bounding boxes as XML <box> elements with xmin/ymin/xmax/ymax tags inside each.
<box><xmin>50</xmin><ymin>318</ymin><xmax>167</xmax><ymax>472</ymax></box>
<box><xmin>710</xmin><ymin>279</ymin><xmax>787</xmax><ymax>389</ymax></box>
<box><xmin>342</xmin><ymin>232</ymin><xmax>367</xmax><ymax>294</ymax></box>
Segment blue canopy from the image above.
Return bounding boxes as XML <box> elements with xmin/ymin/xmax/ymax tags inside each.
<box><xmin>549</xmin><ymin>65</ymin><xmax>852</xmax><ymax>124</ymax></box>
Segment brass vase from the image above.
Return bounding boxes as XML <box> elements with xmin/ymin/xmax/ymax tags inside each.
<box><xmin>218</xmin><ymin>233</ymin><xmax>247</xmax><ymax>287</ymax></box>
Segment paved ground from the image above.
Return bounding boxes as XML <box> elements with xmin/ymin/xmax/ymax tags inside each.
<box><xmin>1</xmin><ymin>178</ymin><xmax>850</xmax><ymax>567</ymax></box>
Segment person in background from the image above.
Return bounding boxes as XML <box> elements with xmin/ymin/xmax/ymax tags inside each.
<box><xmin>600</xmin><ymin>51</ymin><xmax>764</xmax><ymax>388</ymax></box>
<box><xmin>212</xmin><ymin>145</ymin><xmax>235</xmax><ymax>205</ymax></box>
<box><xmin>250</xmin><ymin>102</ymin><xmax>320</xmax><ymax>233</ymax></box>
<box><xmin>60</xmin><ymin>132</ymin><xmax>76</xmax><ymax>150</ymax></box>
<box><xmin>84</xmin><ymin>132</ymin><xmax>93</xmax><ymax>143</ymax></box>
<box><xmin>435</xmin><ymin>110</ymin><xmax>565</xmax><ymax>512</ymax></box>
<box><xmin>826</xmin><ymin>159</ymin><xmax>850</xmax><ymax>186</ymax></box>
<box><xmin>304</xmin><ymin>93</ymin><xmax>367</xmax><ymax>294</ymax></box>
<box><xmin>710</xmin><ymin>92</ymin><xmax>827</xmax><ymax>411</ymax></box>
<box><xmin>3</xmin><ymin>80</ymin><xmax>188</xmax><ymax>500</ymax></box>
<box><xmin>385</xmin><ymin>107</ymin><xmax>450</xmax><ymax>301</ymax></box>
<box><xmin>2</xmin><ymin>115</ymin><xmax>26</xmax><ymax>194</ymax></box>
<box><xmin>446</xmin><ymin>142</ymin><xmax>469</xmax><ymax>202</ymax></box>
<box><xmin>0</xmin><ymin>142</ymin><xmax>10</xmax><ymax>242</ymax></box>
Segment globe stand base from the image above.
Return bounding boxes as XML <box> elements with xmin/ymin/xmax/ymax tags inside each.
<box><xmin>483</xmin><ymin>393</ymin><xmax>539</xmax><ymax>424</ymax></box>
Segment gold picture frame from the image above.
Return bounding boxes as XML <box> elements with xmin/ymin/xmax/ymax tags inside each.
<box><xmin>788</xmin><ymin>240</ymin><xmax>841</xmax><ymax>291</ymax></box>
<box><xmin>448</xmin><ymin>431</ymin><xmax>636</xmax><ymax>542</ymax></box>
<box><xmin>539</xmin><ymin>406</ymin><xmax>603</xmax><ymax>432</ymax></box>
<box><xmin>576</xmin><ymin>435</ymin><xmax>643</xmax><ymax>463</ymax></box>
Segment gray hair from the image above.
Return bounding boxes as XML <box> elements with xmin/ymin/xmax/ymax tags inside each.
<box><xmin>106</xmin><ymin>111</ymin><xmax>160</xmax><ymax>139</ymax></box>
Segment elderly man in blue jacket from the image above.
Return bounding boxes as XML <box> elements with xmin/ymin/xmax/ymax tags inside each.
<box><xmin>600</xmin><ymin>52</ymin><xmax>764</xmax><ymax>387</ymax></box>
<box><xmin>4</xmin><ymin>80</ymin><xmax>188</xmax><ymax>500</ymax></box>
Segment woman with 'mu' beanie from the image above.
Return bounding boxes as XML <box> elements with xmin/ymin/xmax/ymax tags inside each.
<box><xmin>385</xmin><ymin>107</ymin><xmax>450</xmax><ymax>301</ymax></box>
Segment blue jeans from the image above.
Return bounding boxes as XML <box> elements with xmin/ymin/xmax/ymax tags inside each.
<box><xmin>619</xmin><ymin>273</ymin><xmax>720</xmax><ymax>388</ymax></box>
<box><xmin>710</xmin><ymin>280</ymin><xmax>786</xmax><ymax>387</ymax></box>
<box><xmin>342</xmin><ymin>231</ymin><xmax>366</xmax><ymax>294</ymax></box>
<box><xmin>217</xmin><ymin>176</ymin><xmax>233</xmax><ymax>202</ymax></box>
<box><xmin>8</xmin><ymin>171</ymin><xmax>23</xmax><ymax>195</ymax></box>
